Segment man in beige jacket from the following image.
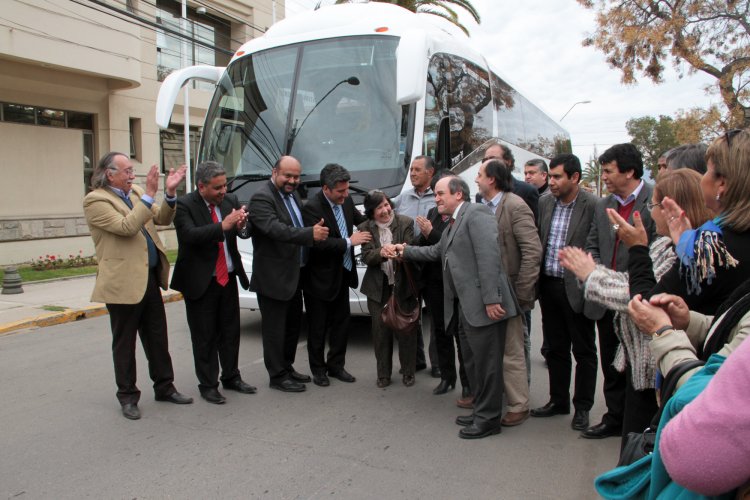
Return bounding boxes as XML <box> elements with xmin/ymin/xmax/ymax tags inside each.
<box><xmin>84</xmin><ymin>152</ymin><xmax>191</xmax><ymax>420</ymax></box>
<box><xmin>475</xmin><ymin>159</ymin><xmax>542</xmax><ymax>427</ymax></box>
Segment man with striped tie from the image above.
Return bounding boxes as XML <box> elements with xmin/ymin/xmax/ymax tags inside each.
<box><xmin>302</xmin><ymin>164</ymin><xmax>371</xmax><ymax>387</ymax></box>
<box><xmin>171</xmin><ymin>161</ymin><xmax>256</xmax><ymax>405</ymax></box>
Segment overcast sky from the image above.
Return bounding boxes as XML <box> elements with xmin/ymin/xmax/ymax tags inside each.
<box><xmin>282</xmin><ymin>0</ymin><xmax>719</xmax><ymax>167</ymax></box>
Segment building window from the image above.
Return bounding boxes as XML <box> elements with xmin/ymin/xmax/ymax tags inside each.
<box><xmin>129</xmin><ymin>118</ymin><xmax>142</xmax><ymax>161</ymax></box>
<box><xmin>160</xmin><ymin>124</ymin><xmax>201</xmax><ymax>196</ymax></box>
<box><xmin>155</xmin><ymin>0</ymin><xmax>231</xmax><ymax>89</ymax></box>
<box><xmin>3</xmin><ymin>103</ymin><xmax>35</xmax><ymax>124</ymax></box>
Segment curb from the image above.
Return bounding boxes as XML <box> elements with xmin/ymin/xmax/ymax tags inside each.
<box><xmin>0</xmin><ymin>291</ymin><xmax>184</xmax><ymax>336</ymax></box>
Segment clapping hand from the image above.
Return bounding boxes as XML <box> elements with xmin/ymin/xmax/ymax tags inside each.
<box><xmin>607</xmin><ymin>208</ymin><xmax>648</xmax><ymax>247</ymax></box>
<box><xmin>661</xmin><ymin>196</ymin><xmax>692</xmax><ymax>244</ymax></box>
<box><xmin>165</xmin><ymin>164</ymin><xmax>187</xmax><ymax>196</ymax></box>
<box><xmin>559</xmin><ymin>246</ymin><xmax>596</xmax><ymax>282</ymax></box>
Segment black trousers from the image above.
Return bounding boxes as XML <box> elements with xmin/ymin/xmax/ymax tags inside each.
<box><xmin>303</xmin><ymin>277</ymin><xmax>351</xmax><ymax>376</ymax></box>
<box><xmin>596</xmin><ymin>310</ymin><xmax>627</xmax><ymax>427</ymax></box>
<box><xmin>538</xmin><ymin>276</ymin><xmax>597</xmax><ymax>411</ymax></box>
<box><xmin>183</xmin><ymin>275</ymin><xmax>242</xmax><ymax>392</ymax></box>
<box><xmin>458</xmin><ymin>304</ymin><xmax>507</xmax><ymax>425</ymax></box>
<box><xmin>106</xmin><ymin>269</ymin><xmax>176</xmax><ymax>405</ymax></box>
<box><xmin>621</xmin><ymin>364</ymin><xmax>658</xmax><ymax>450</ymax></box>
<box><xmin>257</xmin><ymin>287</ymin><xmax>303</xmax><ymax>384</ymax></box>
<box><xmin>422</xmin><ymin>278</ymin><xmax>462</xmax><ymax>384</ymax></box>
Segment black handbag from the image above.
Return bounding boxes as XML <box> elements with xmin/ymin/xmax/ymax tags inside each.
<box><xmin>380</xmin><ymin>262</ymin><xmax>420</xmax><ymax>334</ymax></box>
<box><xmin>617</xmin><ymin>358</ymin><xmax>706</xmax><ymax>467</ymax></box>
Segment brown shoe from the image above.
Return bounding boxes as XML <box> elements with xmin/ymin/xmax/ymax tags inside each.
<box><xmin>456</xmin><ymin>395</ymin><xmax>474</xmax><ymax>409</ymax></box>
<box><xmin>501</xmin><ymin>410</ymin><xmax>530</xmax><ymax>427</ymax></box>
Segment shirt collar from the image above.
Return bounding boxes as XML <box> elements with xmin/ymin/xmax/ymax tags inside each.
<box><xmin>483</xmin><ymin>191</ymin><xmax>503</xmax><ymax>207</ymax></box>
<box><xmin>614</xmin><ymin>180</ymin><xmax>644</xmax><ymax>206</ymax></box>
<box><xmin>451</xmin><ymin>201</ymin><xmax>465</xmax><ymax>221</ymax></box>
<box><xmin>109</xmin><ymin>186</ymin><xmax>130</xmax><ymax>199</ymax></box>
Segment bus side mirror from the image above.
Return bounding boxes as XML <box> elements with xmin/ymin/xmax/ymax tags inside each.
<box><xmin>155</xmin><ymin>65</ymin><xmax>225</xmax><ymax>129</ymax></box>
<box><xmin>396</xmin><ymin>31</ymin><xmax>428</xmax><ymax>105</ymax></box>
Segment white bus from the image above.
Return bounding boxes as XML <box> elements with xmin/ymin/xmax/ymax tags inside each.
<box><xmin>156</xmin><ymin>2</ymin><xmax>570</xmax><ymax>313</ymax></box>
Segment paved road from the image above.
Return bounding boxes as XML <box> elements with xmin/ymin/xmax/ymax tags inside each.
<box><xmin>0</xmin><ymin>304</ymin><xmax>618</xmax><ymax>499</ymax></box>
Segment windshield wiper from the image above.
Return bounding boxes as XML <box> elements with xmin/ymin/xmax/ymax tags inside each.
<box><xmin>227</xmin><ymin>173</ymin><xmax>272</xmax><ymax>192</ymax></box>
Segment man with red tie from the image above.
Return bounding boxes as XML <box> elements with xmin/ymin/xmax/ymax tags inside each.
<box><xmin>171</xmin><ymin>161</ymin><xmax>257</xmax><ymax>404</ymax></box>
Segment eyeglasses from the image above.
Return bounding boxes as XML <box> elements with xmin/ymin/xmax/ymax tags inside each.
<box><xmin>647</xmin><ymin>201</ymin><xmax>662</xmax><ymax>210</ymax></box>
<box><xmin>115</xmin><ymin>167</ymin><xmax>134</xmax><ymax>176</ymax></box>
<box><xmin>725</xmin><ymin>129</ymin><xmax>742</xmax><ymax>149</ymax></box>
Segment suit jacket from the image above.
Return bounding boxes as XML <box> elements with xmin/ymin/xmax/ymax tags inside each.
<box><xmin>170</xmin><ymin>191</ymin><xmax>251</xmax><ymax>300</ymax></box>
<box><xmin>415</xmin><ymin>206</ymin><xmax>450</xmax><ymax>285</ymax></box>
<box><xmin>538</xmin><ymin>189</ymin><xmax>597</xmax><ymax>314</ymax></box>
<box><xmin>495</xmin><ymin>192</ymin><xmax>542</xmax><ymax>310</ymax></box>
<box><xmin>404</xmin><ymin>202</ymin><xmax>519</xmax><ymax>328</ymax></box>
<box><xmin>359</xmin><ymin>214</ymin><xmax>417</xmax><ymax>308</ymax></box>
<box><xmin>83</xmin><ymin>184</ymin><xmax>174</xmax><ymax>304</ymax></box>
<box><xmin>585</xmin><ymin>181</ymin><xmax>656</xmax><ymax>320</ymax></box>
<box><xmin>512</xmin><ymin>178</ymin><xmax>539</xmax><ymax>222</ymax></box>
<box><xmin>247</xmin><ymin>180</ymin><xmax>314</xmax><ymax>301</ymax></box>
<box><xmin>301</xmin><ymin>190</ymin><xmax>366</xmax><ymax>301</ymax></box>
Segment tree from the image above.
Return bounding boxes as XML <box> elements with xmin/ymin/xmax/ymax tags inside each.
<box><xmin>334</xmin><ymin>0</ymin><xmax>481</xmax><ymax>36</ymax></box>
<box><xmin>578</xmin><ymin>0</ymin><xmax>750</xmax><ymax>128</ymax></box>
<box><xmin>582</xmin><ymin>157</ymin><xmax>604</xmax><ymax>197</ymax></box>
<box><xmin>625</xmin><ymin>115</ymin><xmax>679</xmax><ymax>178</ymax></box>
<box><xmin>673</xmin><ymin>106</ymin><xmax>724</xmax><ymax>144</ymax></box>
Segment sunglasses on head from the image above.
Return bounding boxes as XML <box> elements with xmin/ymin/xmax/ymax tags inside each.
<box><xmin>725</xmin><ymin>129</ymin><xmax>742</xmax><ymax>149</ymax></box>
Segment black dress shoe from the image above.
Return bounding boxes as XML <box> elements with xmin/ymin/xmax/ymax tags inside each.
<box><xmin>455</xmin><ymin>415</ymin><xmax>474</xmax><ymax>427</ymax></box>
<box><xmin>313</xmin><ymin>373</ymin><xmax>330</xmax><ymax>387</ymax></box>
<box><xmin>459</xmin><ymin>421</ymin><xmax>502</xmax><ymax>439</ymax></box>
<box><xmin>155</xmin><ymin>391</ymin><xmax>194</xmax><ymax>404</ymax></box>
<box><xmin>223</xmin><ymin>378</ymin><xmax>257</xmax><ymax>394</ymax></box>
<box><xmin>530</xmin><ymin>401</ymin><xmax>570</xmax><ymax>417</ymax></box>
<box><xmin>571</xmin><ymin>410</ymin><xmax>590</xmax><ymax>431</ymax></box>
<box><xmin>433</xmin><ymin>379</ymin><xmax>456</xmax><ymax>395</ymax></box>
<box><xmin>430</xmin><ymin>366</ymin><xmax>442</xmax><ymax>378</ymax></box>
<box><xmin>200</xmin><ymin>388</ymin><xmax>226</xmax><ymax>404</ymax></box>
<box><xmin>121</xmin><ymin>403</ymin><xmax>141</xmax><ymax>420</ymax></box>
<box><xmin>270</xmin><ymin>379</ymin><xmax>306</xmax><ymax>393</ymax></box>
<box><xmin>328</xmin><ymin>368</ymin><xmax>356</xmax><ymax>383</ymax></box>
<box><xmin>581</xmin><ymin>421</ymin><xmax>621</xmax><ymax>439</ymax></box>
<box><xmin>289</xmin><ymin>370</ymin><xmax>311</xmax><ymax>383</ymax></box>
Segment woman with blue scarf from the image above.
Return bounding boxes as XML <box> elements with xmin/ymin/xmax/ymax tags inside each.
<box><xmin>625</xmin><ymin>128</ymin><xmax>750</xmax><ymax>316</ymax></box>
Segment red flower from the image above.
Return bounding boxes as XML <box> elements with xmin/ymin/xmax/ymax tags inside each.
<box><xmin>50</xmin><ymin>255</ymin><xmax>56</xmax><ymax>261</ymax></box>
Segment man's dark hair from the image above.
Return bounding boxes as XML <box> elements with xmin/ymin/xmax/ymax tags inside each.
<box><xmin>430</xmin><ymin>169</ymin><xmax>453</xmax><ymax>191</ymax></box>
<box><xmin>447</xmin><ymin>177</ymin><xmax>471</xmax><ymax>202</ymax></box>
<box><xmin>363</xmin><ymin>190</ymin><xmax>393</xmax><ymax>219</ymax></box>
<box><xmin>320</xmin><ymin>163</ymin><xmax>351</xmax><ymax>190</ymax></box>
<box><xmin>665</xmin><ymin>143</ymin><xmax>708</xmax><ymax>174</ymax></box>
<box><xmin>598</xmin><ymin>143</ymin><xmax>644</xmax><ymax>179</ymax></box>
<box><xmin>483</xmin><ymin>159</ymin><xmax>513</xmax><ymax>192</ymax></box>
<box><xmin>499</xmin><ymin>144</ymin><xmax>515</xmax><ymax>170</ymax></box>
<box><xmin>413</xmin><ymin>155</ymin><xmax>436</xmax><ymax>172</ymax></box>
<box><xmin>195</xmin><ymin>161</ymin><xmax>226</xmax><ymax>186</ymax></box>
<box><xmin>549</xmin><ymin>153</ymin><xmax>582</xmax><ymax>181</ymax></box>
<box><xmin>524</xmin><ymin>158</ymin><xmax>548</xmax><ymax>173</ymax></box>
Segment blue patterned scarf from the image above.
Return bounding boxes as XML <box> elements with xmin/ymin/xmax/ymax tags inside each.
<box><xmin>676</xmin><ymin>216</ymin><xmax>738</xmax><ymax>295</ymax></box>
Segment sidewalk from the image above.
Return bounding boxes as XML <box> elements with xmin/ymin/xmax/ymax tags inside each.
<box><xmin>0</xmin><ymin>273</ymin><xmax>182</xmax><ymax>335</ymax></box>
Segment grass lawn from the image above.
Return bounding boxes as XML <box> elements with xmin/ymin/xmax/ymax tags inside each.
<box><xmin>1</xmin><ymin>249</ymin><xmax>178</xmax><ymax>284</ymax></box>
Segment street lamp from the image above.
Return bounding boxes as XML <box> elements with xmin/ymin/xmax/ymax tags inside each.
<box><xmin>560</xmin><ymin>100</ymin><xmax>591</xmax><ymax>121</ymax></box>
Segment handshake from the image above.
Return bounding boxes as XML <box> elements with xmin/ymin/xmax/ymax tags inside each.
<box><xmin>380</xmin><ymin>243</ymin><xmax>407</xmax><ymax>259</ymax></box>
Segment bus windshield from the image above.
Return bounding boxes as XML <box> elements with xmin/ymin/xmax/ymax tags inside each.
<box><xmin>199</xmin><ymin>35</ymin><xmax>411</xmax><ymax>200</ymax></box>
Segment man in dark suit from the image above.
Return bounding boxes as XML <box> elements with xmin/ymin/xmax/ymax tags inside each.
<box><xmin>301</xmin><ymin>164</ymin><xmax>370</xmax><ymax>386</ymax></box>
<box><xmin>248</xmin><ymin>156</ymin><xmax>329</xmax><ymax>392</ymax></box>
<box><xmin>171</xmin><ymin>161</ymin><xmax>257</xmax><ymax>405</ymax></box>
<box><xmin>394</xmin><ymin>176</ymin><xmax>519</xmax><ymax>439</ymax></box>
<box><xmin>531</xmin><ymin>153</ymin><xmax>598</xmax><ymax>431</ymax></box>
<box><xmin>83</xmin><ymin>152</ymin><xmax>192</xmax><ymax>420</ymax></box>
<box><xmin>583</xmin><ymin>143</ymin><xmax>656</xmax><ymax>439</ymax></box>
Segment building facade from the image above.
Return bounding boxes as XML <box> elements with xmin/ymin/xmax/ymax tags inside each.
<box><xmin>0</xmin><ymin>0</ymin><xmax>280</xmax><ymax>265</ymax></box>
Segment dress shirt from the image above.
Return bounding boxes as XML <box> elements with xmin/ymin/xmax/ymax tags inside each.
<box><xmin>543</xmin><ymin>194</ymin><xmax>578</xmax><ymax>278</ymax></box>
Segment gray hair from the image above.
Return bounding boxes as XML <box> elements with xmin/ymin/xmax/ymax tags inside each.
<box><xmin>195</xmin><ymin>161</ymin><xmax>226</xmax><ymax>186</ymax></box>
<box><xmin>524</xmin><ymin>158</ymin><xmax>548</xmax><ymax>173</ymax></box>
<box><xmin>447</xmin><ymin>176</ymin><xmax>471</xmax><ymax>202</ymax></box>
<box><xmin>91</xmin><ymin>151</ymin><xmax>127</xmax><ymax>189</ymax></box>
<box><xmin>665</xmin><ymin>143</ymin><xmax>708</xmax><ymax>175</ymax></box>
<box><xmin>320</xmin><ymin>163</ymin><xmax>351</xmax><ymax>190</ymax></box>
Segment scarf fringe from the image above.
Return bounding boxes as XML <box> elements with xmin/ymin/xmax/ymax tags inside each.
<box><xmin>680</xmin><ymin>230</ymin><xmax>739</xmax><ymax>295</ymax></box>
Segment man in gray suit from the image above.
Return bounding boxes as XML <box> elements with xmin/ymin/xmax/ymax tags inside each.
<box><xmin>531</xmin><ymin>154</ymin><xmax>597</xmax><ymax>431</ymax></box>
<box><xmin>390</xmin><ymin>176</ymin><xmax>519</xmax><ymax>439</ymax></box>
<box><xmin>583</xmin><ymin>144</ymin><xmax>656</xmax><ymax>439</ymax></box>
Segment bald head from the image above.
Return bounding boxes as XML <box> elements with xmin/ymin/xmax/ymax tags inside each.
<box><xmin>272</xmin><ymin>155</ymin><xmax>302</xmax><ymax>194</ymax></box>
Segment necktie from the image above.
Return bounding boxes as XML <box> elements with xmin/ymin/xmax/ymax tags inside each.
<box><xmin>283</xmin><ymin>194</ymin><xmax>306</xmax><ymax>266</ymax></box>
<box><xmin>333</xmin><ymin>204</ymin><xmax>353</xmax><ymax>271</ymax></box>
<box><xmin>119</xmin><ymin>193</ymin><xmax>158</xmax><ymax>268</ymax></box>
<box><xmin>208</xmin><ymin>204</ymin><xmax>229</xmax><ymax>286</ymax></box>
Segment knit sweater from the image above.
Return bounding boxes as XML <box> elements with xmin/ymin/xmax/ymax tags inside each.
<box><xmin>583</xmin><ymin>236</ymin><xmax>675</xmax><ymax>390</ymax></box>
